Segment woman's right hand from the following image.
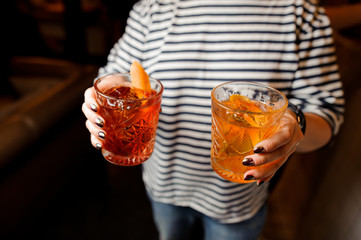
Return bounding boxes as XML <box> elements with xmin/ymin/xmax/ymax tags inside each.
<box><xmin>81</xmin><ymin>87</ymin><xmax>106</xmax><ymax>150</ymax></box>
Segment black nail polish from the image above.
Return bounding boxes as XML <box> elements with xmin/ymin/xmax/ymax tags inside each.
<box><xmin>98</xmin><ymin>131</ymin><xmax>105</xmax><ymax>139</ymax></box>
<box><xmin>95</xmin><ymin>143</ymin><xmax>102</xmax><ymax>150</ymax></box>
<box><xmin>95</xmin><ymin>118</ymin><xmax>104</xmax><ymax>128</ymax></box>
<box><xmin>242</xmin><ymin>158</ymin><xmax>255</xmax><ymax>166</ymax></box>
<box><xmin>254</xmin><ymin>146</ymin><xmax>265</xmax><ymax>153</ymax></box>
<box><xmin>90</xmin><ymin>103</ymin><xmax>98</xmax><ymax>112</ymax></box>
<box><xmin>244</xmin><ymin>175</ymin><xmax>255</xmax><ymax>181</ymax></box>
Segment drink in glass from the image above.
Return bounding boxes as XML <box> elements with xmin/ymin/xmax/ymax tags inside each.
<box><xmin>211</xmin><ymin>81</ymin><xmax>288</xmax><ymax>183</ymax></box>
<box><xmin>94</xmin><ymin>73</ymin><xmax>163</xmax><ymax>166</ymax></box>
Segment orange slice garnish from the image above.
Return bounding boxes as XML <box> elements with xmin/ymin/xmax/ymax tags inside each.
<box><xmin>130</xmin><ymin>61</ymin><xmax>151</xmax><ymax>98</ymax></box>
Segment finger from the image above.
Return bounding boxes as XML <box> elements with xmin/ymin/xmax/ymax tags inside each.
<box><xmin>83</xmin><ymin>87</ymin><xmax>99</xmax><ymax>111</ymax></box>
<box><xmin>253</xmin><ymin>125</ymin><xmax>293</xmax><ymax>154</ymax></box>
<box><xmin>244</xmin><ymin>142</ymin><xmax>299</xmax><ymax>181</ymax></box>
<box><xmin>244</xmin><ymin>157</ymin><xmax>284</xmax><ymax>181</ymax></box>
<box><xmin>82</xmin><ymin>102</ymin><xmax>105</xmax><ymax>127</ymax></box>
<box><xmin>82</xmin><ymin>87</ymin><xmax>105</xmax><ymax>127</ymax></box>
<box><xmin>91</xmin><ymin>134</ymin><xmax>103</xmax><ymax>150</ymax></box>
<box><xmin>86</xmin><ymin>119</ymin><xmax>106</xmax><ymax>141</ymax></box>
<box><xmin>84</xmin><ymin>87</ymin><xmax>97</xmax><ymax>102</ymax></box>
<box><xmin>253</xmin><ymin>112</ymin><xmax>303</xmax><ymax>154</ymax></box>
<box><xmin>244</xmin><ymin>140</ymin><xmax>298</xmax><ymax>166</ymax></box>
<box><xmin>83</xmin><ymin>87</ymin><xmax>105</xmax><ymax>150</ymax></box>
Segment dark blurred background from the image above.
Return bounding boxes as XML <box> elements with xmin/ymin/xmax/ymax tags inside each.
<box><xmin>0</xmin><ymin>0</ymin><xmax>360</xmax><ymax>239</ymax></box>
<box><xmin>0</xmin><ymin>0</ymin><xmax>157</xmax><ymax>239</ymax></box>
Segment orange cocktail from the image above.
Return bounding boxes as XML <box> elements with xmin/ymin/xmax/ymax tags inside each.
<box><xmin>211</xmin><ymin>82</ymin><xmax>288</xmax><ymax>183</ymax></box>
<box><xmin>94</xmin><ymin>71</ymin><xmax>163</xmax><ymax>166</ymax></box>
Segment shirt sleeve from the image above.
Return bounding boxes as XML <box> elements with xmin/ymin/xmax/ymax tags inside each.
<box><xmin>97</xmin><ymin>0</ymin><xmax>150</xmax><ymax>78</ymax></box>
<box><xmin>290</xmin><ymin>0</ymin><xmax>345</xmax><ymax>135</ymax></box>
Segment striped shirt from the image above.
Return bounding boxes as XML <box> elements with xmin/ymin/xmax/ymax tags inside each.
<box><xmin>98</xmin><ymin>0</ymin><xmax>344</xmax><ymax>223</ymax></box>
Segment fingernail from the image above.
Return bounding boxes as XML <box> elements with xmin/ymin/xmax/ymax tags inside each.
<box><xmin>258</xmin><ymin>181</ymin><xmax>265</xmax><ymax>187</ymax></box>
<box><xmin>242</xmin><ymin>158</ymin><xmax>255</xmax><ymax>166</ymax></box>
<box><xmin>98</xmin><ymin>131</ymin><xmax>105</xmax><ymax>139</ymax></box>
<box><xmin>254</xmin><ymin>146</ymin><xmax>265</xmax><ymax>153</ymax></box>
<box><xmin>95</xmin><ymin>118</ymin><xmax>104</xmax><ymax>128</ymax></box>
<box><xmin>244</xmin><ymin>175</ymin><xmax>255</xmax><ymax>181</ymax></box>
<box><xmin>95</xmin><ymin>143</ymin><xmax>102</xmax><ymax>150</ymax></box>
<box><xmin>90</xmin><ymin>103</ymin><xmax>98</xmax><ymax>112</ymax></box>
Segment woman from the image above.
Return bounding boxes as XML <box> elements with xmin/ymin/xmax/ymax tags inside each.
<box><xmin>82</xmin><ymin>1</ymin><xmax>344</xmax><ymax>239</ymax></box>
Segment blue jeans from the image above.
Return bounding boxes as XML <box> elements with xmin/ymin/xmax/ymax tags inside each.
<box><xmin>149</xmin><ymin>198</ymin><xmax>267</xmax><ymax>240</ymax></box>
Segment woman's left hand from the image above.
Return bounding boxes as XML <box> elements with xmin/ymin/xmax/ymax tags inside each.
<box><xmin>243</xmin><ymin>109</ymin><xmax>304</xmax><ymax>186</ymax></box>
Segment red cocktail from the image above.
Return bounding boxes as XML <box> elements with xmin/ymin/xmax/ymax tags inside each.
<box><xmin>94</xmin><ymin>73</ymin><xmax>163</xmax><ymax>166</ymax></box>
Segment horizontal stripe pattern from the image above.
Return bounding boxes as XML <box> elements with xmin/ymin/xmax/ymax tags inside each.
<box><xmin>98</xmin><ymin>0</ymin><xmax>344</xmax><ymax>223</ymax></box>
